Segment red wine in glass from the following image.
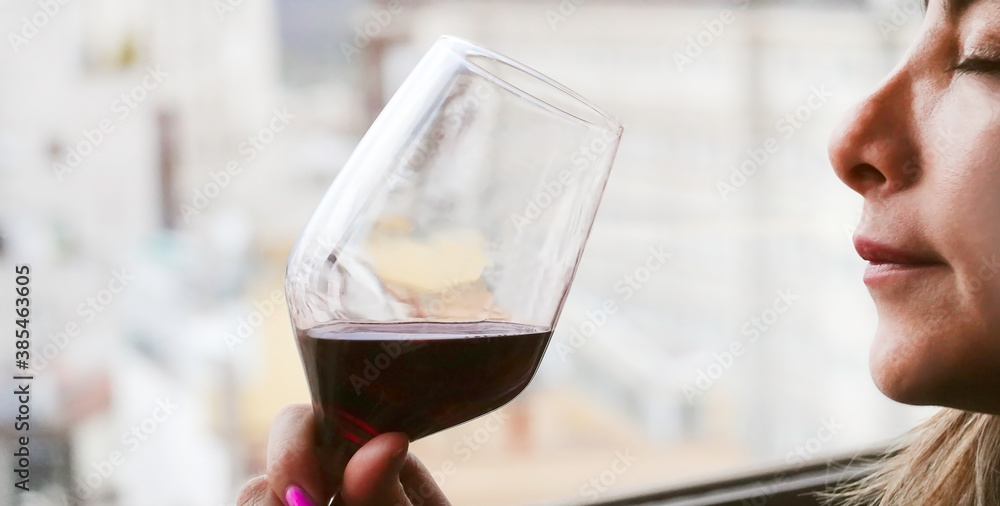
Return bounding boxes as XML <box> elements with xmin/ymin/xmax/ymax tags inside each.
<box><xmin>284</xmin><ymin>35</ymin><xmax>622</xmax><ymax>502</ymax></box>
<box><xmin>297</xmin><ymin>321</ymin><xmax>552</xmax><ymax>485</ymax></box>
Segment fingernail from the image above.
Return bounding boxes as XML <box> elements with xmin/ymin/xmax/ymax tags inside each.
<box><xmin>391</xmin><ymin>447</ymin><xmax>407</xmax><ymax>462</ymax></box>
<box><xmin>387</xmin><ymin>447</ymin><xmax>407</xmax><ymax>475</ymax></box>
<box><xmin>285</xmin><ymin>486</ymin><xmax>317</xmax><ymax>506</ymax></box>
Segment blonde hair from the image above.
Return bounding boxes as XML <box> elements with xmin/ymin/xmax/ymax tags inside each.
<box><xmin>827</xmin><ymin>409</ymin><xmax>1000</xmax><ymax>506</ymax></box>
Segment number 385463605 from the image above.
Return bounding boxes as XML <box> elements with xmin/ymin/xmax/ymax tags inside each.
<box><xmin>14</xmin><ymin>266</ymin><xmax>30</xmax><ymax>357</ymax></box>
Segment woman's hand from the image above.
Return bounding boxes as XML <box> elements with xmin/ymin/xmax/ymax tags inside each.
<box><xmin>238</xmin><ymin>405</ymin><xmax>451</xmax><ymax>506</ymax></box>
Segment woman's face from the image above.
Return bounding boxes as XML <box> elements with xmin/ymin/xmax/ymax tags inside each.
<box><xmin>830</xmin><ymin>0</ymin><xmax>1000</xmax><ymax>413</ymax></box>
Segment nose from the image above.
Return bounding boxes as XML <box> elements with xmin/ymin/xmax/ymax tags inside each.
<box><xmin>828</xmin><ymin>66</ymin><xmax>921</xmax><ymax>198</ymax></box>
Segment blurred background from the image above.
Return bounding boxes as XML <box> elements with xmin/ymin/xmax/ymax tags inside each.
<box><xmin>0</xmin><ymin>0</ymin><xmax>934</xmax><ymax>504</ymax></box>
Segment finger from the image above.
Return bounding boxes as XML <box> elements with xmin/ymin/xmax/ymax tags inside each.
<box><xmin>237</xmin><ymin>476</ymin><xmax>284</xmax><ymax>506</ymax></box>
<box><xmin>399</xmin><ymin>454</ymin><xmax>451</xmax><ymax>506</ymax></box>
<box><xmin>341</xmin><ymin>432</ymin><xmax>410</xmax><ymax>506</ymax></box>
<box><xmin>266</xmin><ymin>404</ymin><xmax>327</xmax><ymax>505</ymax></box>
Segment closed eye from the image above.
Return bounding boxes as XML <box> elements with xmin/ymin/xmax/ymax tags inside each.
<box><xmin>952</xmin><ymin>56</ymin><xmax>1000</xmax><ymax>75</ymax></box>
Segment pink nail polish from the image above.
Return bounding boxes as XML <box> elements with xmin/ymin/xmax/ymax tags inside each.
<box><xmin>285</xmin><ymin>486</ymin><xmax>317</xmax><ymax>506</ymax></box>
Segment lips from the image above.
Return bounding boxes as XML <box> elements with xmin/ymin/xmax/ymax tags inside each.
<box><xmin>853</xmin><ymin>237</ymin><xmax>943</xmax><ymax>266</ymax></box>
<box><xmin>854</xmin><ymin>237</ymin><xmax>946</xmax><ymax>285</ymax></box>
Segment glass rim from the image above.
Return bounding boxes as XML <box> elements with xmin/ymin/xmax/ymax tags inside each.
<box><xmin>437</xmin><ymin>35</ymin><xmax>623</xmax><ymax>133</ymax></box>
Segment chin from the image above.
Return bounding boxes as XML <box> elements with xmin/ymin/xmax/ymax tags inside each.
<box><xmin>868</xmin><ymin>322</ymin><xmax>950</xmax><ymax>407</ymax></box>
<box><xmin>869</xmin><ymin>316</ymin><xmax>1000</xmax><ymax>414</ymax></box>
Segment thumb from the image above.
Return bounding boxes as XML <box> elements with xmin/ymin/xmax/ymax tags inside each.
<box><xmin>340</xmin><ymin>433</ymin><xmax>410</xmax><ymax>506</ymax></box>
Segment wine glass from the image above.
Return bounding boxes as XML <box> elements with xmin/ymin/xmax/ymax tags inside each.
<box><xmin>284</xmin><ymin>35</ymin><xmax>623</xmax><ymax>500</ymax></box>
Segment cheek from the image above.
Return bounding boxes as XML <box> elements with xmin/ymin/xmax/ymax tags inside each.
<box><xmin>874</xmin><ymin>82</ymin><xmax>1000</xmax><ymax>407</ymax></box>
<box><xmin>928</xmin><ymin>83</ymin><xmax>1000</xmax><ymax>309</ymax></box>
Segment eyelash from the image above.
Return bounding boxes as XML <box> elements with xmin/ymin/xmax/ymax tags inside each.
<box><xmin>952</xmin><ymin>56</ymin><xmax>1000</xmax><ymax>75</ymax></box>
